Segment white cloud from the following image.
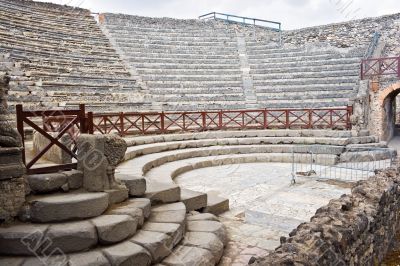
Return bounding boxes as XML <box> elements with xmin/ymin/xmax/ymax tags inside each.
<box><xmin>34</xmin><ymin>0</ymin><xmax>400</xmax><ymax>29</ymax></box>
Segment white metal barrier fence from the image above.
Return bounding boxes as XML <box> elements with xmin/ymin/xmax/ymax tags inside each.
<box><xmin>291</xmin><ymin>145</ymin><xmax>397</xmax><ymax>182</ymax></box>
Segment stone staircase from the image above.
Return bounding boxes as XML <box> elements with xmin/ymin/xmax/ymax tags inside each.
<box><xmin>245</xmin><ymin>40</ymin><xmax>364</xmax><ymax>108</ymax></box>
<box><xmin>99</xmin><ymin>13</ymin><xmax>365</xmax><ymax>111</ymax></box>
<box><xmin>0</xmin><ymin>170</ymin><xmax>227</xmax><ymax>265</ymax></box>
<box><xmin>100</xmin><ymin>14</ymin><xmax>246</xmax><ymax>111</ymax></box>
<box><xmin>0</xmin><ymin>0</ymin><xmax>150</xmax><ymax>112</ymax></box>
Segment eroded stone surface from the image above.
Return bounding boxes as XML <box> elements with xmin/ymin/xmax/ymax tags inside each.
<box><xmin>92</xmin><ymin>215</ymin><xmax>137</xmax><ymax>245</ymax></box>
<box><xmin>162</xmin><ymin>245</ymin><xmax>215</xmax><ymax>266</ymax></box>
<box><xmin>69</xmin><ymin>251</ymin><xmax>109</xmax><ymax>266</ymax></box>
<box><xmin>130</xmin><ymin>230</ymin><xmax>172</xmax><ymax>262</ymax></box>
<box><xmin>28</xmin><ymin>192</ymin><xmax>109</xmax><ymax>223</ymax></box>
<box><xmin>102</xmin><ymin>241</ymin><xmax>152</xmax><ymax>266</ymax></box>
<box><xmin>45</xmin><ymin>221</ymin><xmax>97</xmax><ymax>254</ymax></box>
<box><xmin>182</xmin><ymin>232</ymin><xmax>224</xmax><ymax>263</ymax></box>
<box><xmin>142</xmin><ymin>222</ymin><xmax>184</xmax><ymax>247</ymax></box>
<box><xmin>27</xmin><ymin>173</ymin><xmax>67</xmax><ymax>193</ymax></box>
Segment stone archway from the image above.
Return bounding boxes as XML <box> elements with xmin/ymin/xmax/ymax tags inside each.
<box><xmin>375</xmin><ymin>81</ymin><xmax>400</xmax><ymax>140</ymax></box>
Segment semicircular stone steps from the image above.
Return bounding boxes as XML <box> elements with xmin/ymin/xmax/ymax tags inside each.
<box><xmin>0</xmin><ymin>200</ymin><xmax>227</xmax><ymax>265</ymax></box>
<box><xmin>117</xmin><ymin>130</ymin><xmax>388</xmax><ymax>215</ymax></box>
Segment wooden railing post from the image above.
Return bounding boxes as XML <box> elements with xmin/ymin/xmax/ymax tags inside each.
<box><xmin>79</xmin><ymin>104</ymin><xmax>86</xmax><ymax>133</ymax></box>
<box><xmin>87</xmin><ymin>112</ymin><xmax>94</xmax><ymax>134</ymax></box>
<box><xmin>347</xmin><ymin>106</ymin><xmax>353</xmax><ymax>129</ymax></box>
<box><xmin>219</xmin><ymin>110</ymin><xmax>223</xmax><ymax>130</ymax></box>
<box><xmin>202</xmin><ymin>112</ymin><xmax>206</xmax><ymax>131</ymax></box>
<box><xmin>119</xmin><ymin>112</ymin><xmax>125</xmax><ymax>137</ymax></box>
<box><xmin>263</xmin><ymin>109</ymin><xmax>268</xmax><ymax>129</ymax></box>
<box><xmin>308</xmin><ymin>109</ymin><xmax>312</xmax><ymax>129</ymax></box>
<box><xmin>160</xmin><ymin>112</ymin><xmax>165</xmax><ymax>133</ymax></box>
<box><xmin>182</xmin><ymin>113</ymin><xmax>186</xmax><ymax>131</ymax></box>
<box><xmin>285</xmin><ymin>110</ymin><xmax>289</xmax><ymax>129</ymax></box>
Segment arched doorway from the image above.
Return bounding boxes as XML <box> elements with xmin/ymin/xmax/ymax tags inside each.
<box><xmin>377</xmin><ymin>81</ymin><xmax>400</xmax><ymax>141</ymax></box>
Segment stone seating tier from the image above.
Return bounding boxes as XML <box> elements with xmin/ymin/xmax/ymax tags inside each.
<box><xmin>0</xmin><ymin>0</ymin><xmax>145</xmax><ymax>113</ymax></box>
<box><xmin>115</xmin><ymin>130</ymin><xmax>388</xmax><ymax>218</ymax></box>
<box><xmin>100</xmin><ymin>13</ymin><xmax>365</xmax><ymax>111</ymax></box>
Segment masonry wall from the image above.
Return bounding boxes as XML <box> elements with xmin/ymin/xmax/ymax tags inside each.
<box><xmin>249</xmin><ymin>164</ymin><xmax>400</xmax><ymax>265</ymax></box>
<box><xmin>282</xmin><ymin>13</ymin><xmax>400</xmax><ymax>56</ymax></box>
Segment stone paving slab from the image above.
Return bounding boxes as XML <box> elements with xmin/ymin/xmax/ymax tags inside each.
<box><xmin>176</xmin><ymin>163</ymin><xmax>351</xmax><ymax>263</ymax></box>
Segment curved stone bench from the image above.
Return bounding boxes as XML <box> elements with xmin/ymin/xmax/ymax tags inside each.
<box><xmin>124</xmin><ymin>136</ymin><xmax>356</xmax><ymax>161</ymax></box>
<box><xmin>118</xmin><ymin>144</ymin><xmax>344</xmax><ymax>180</ymax></box>
<box><xmin>124</xmin><ymin>129</ymin><xmax>358</xmax><ymax>147</ymax></box>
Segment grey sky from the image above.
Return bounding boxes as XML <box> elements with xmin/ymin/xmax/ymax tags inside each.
<box><xmin>37</xmin><ymin>0</ymin><xmax>399</xmax><ymax>30</ymax></box>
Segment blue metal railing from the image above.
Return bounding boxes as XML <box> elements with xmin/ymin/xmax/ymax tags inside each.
<box><xmin>364</xmin><ymin>32</ymin><xmax>381</xmax><ymax>59</ymax></box>
<box><xmin>199</xmin><ymin>12</ymin><xmax>282</xmax><ymax>32</ymax></box>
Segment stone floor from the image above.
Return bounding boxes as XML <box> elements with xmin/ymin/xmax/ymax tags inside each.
<box><xmin>175</xmin><ymin>163</ymin><xmax>352</xmax><ymax>265</ymax></box>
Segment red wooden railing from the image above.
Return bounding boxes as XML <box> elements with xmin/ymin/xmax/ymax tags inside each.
<box><xmin>87</xmin><ymin>107</ymin><xmax>353</xmax><ymax>136</ymax></box>
<box><xmin>361</xmin><ymin>56</ymin><xmax>400</xmax><ymax>80</ymax></box>
<box><xmin>16</xmin><ymin>104</ymin><xmax>87</xmax><ymax>174</ymax></box>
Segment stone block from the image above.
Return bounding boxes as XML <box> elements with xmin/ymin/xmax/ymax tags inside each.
<box><xmin>130</xmin><ymin>230</ymin><xmax>172</xmax><ymax>262</ymax></box>
<box><xmin>116</xmin><ymin>174</ymin><xmax>146</xmax><ymax>197</ymax></box>
<box><xmin>69</xmin><ymin>251</ymin><xmax>109</xmax><ymax>266</ymax></box>
<box><xmin>27</xmin><ymin>173</ymin><xmax>67</xmax><ymax>193</ymax></box>
<box><xmin>29</xmin><ymin>192</ymin><xmax>109</xmax><ymax>223</ymax></box>
<box><xmin>45</xmin><ymin>221</ymin><xmax>97</xmax><ymax>254</ymax></box>
<box><xmin>64</xmin><ymin>170</ymin><xmax>83</xmax><ymax>190</ymax></box>
<box><xmin>102</xmin><ymin>241</ymin><xmax>152</xmax><ymax>266</ymax></box>
<box><xmin>92</xmin><ymin>215</ymin><xmax>137</xmax><ymax>245</ymax></box>
<box><xmin>181</xmin><ymin>232</ymin><xmax>224</xmax><ymax>263</ymax></box>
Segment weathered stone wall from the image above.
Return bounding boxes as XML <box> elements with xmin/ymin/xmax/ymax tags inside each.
<box><xmin>282</xmin><ymin>13</ymin><xmax>400</xmax><ymax>56</ymax></box>
<box><xmin>249</xmin><ymin>164</ymin><xmax>400</xmax><ymax>265</ymax></box>
<box><xmin>0</xmin><ymin>64</ymin><xmax>25</xmax><ymax>223</ymax></box>
<box><xmin>0</xmin><ymin>177</ymin><xmax>25</xmax><ymax>223</ymax></box>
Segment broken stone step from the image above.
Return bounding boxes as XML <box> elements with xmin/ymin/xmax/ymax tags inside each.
<box><xmin>27</xmin><ymin>170</ymin><xmax>83</xmax><ymax>194</ymax></box>
<box><xmin>116</xmin><ymin>174</ymin><xmax>146</xmax><ymax>196</ymax></box>
<box><xmin>26</xmin><ymin>192</ymin><xmax>109</xmax><ymax>223</ymax></box>
<box><xmin>123</xmin><ymin>198</ymin><xmax>152</xmax><ymax>219</ymax></box>
<box><xmin>187</xmin><ymin>212</ymin><xmax>219</xmax><ymax>222</ymax></box>
<box><xmin>142</xmin><ymin>222</ymin><xmax>184</xmax><ymax>247</ymax></box>
<box><xmin>102</xmin><ymin>240</ymin><xmax>152</xmax><ymax>265</ymax></box>
<box><xmin>181</xmin><ymin>232</ymin><xmax>224</xmax><ymax>263</ymax></box>
<box><xmin>105</xmin><ymin>188</ymin><xmax>129</xmax><ymax>205</ymax></box>
<box><xmin>130</xmin><ymin>230</ymin><xmax>173</xmax><ymax>263</ymax></box>
<box><xmin>0</xmin><ymin>214</ymin><xmax>138</xmax><ymax>256</ymax></box>
<box><xmin>187</xmin><ymin>220</ymin><xmax>228</xmax><ymax>245</ymax></box>
<box><xmin>144</xmin><ymin>182</ymin><xmax>181</xmax><ymax>204</ymax></box>
<box><xmin>180</xmin><ymin>188</ymin><xmax>207</xmax><ymax>212</ymax></box>
<box><xmin>68</xmin><ymin>251</ymin><xmax>109</xmax><ymax>266</ymax></box>
<box><xmin>148</xmin><ymin>202</ymin><xmax>187</xmax><ymax>226</ymax></box>
<box><xmin>161</xmin><ymin>245</ymin><xmax>215</xmax><ymax>266</ymax></box>
<box><xmin>203</xmin><ymin>193</ymin><xmax>229</xmax><ymax>215</ymax></box>
<box><xmin>106</xmin><ymin>200</ymin><xmax>146</xmax><ymax>227</ymax></box>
